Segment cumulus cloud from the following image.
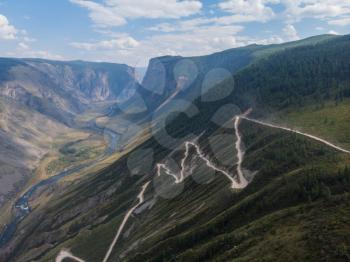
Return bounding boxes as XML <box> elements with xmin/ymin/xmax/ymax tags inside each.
<box><xmin>148</xmin><ymin>1</ymin><xmax>280</xmax><ymax>39</ymax></box>
<box><xmin>218</xmin><ymin>0</ymin><xmax>278</xmax><ymax>23</ymax></box>
<box><xmin>105</xmin><ymin>0</ymin><xmax>202</xmax><ymax>19</ymax></box>
<box><xmin>0</xmin><ymin>14</ymin><xmax>17</xmax><ymax>40</ymax></box>
<box><xmin>282</xmin><ymin>0</ymin><xmax>350</xmax><ymax>23</ymax></box>
<box><xmin>70</xmin><ymin>0</ymin><xmax>202</xmax><ymax>27</ymax></box>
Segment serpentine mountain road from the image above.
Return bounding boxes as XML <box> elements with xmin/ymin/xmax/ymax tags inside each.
<box><xmin>56</xmin><ymin>115</ymin><xmax>350</xmax><ymax>262</ymax></box>
<box><xmin>156</xmin><ymin>116</ymin><xmax>248</xmax><ymax>188</ymax></box>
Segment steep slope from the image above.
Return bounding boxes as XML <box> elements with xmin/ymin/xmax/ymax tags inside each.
<box><xmin>0</xmin><ymin>96</ymin><xmax>88</xmax><ymax>209</ymax></box>
<box><xmin>175</xmin><ymin>34</ymin><xmax>350</xmax><ymax>149</ymax></box>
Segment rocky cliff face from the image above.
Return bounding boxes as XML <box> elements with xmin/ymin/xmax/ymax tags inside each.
<box><xmin>128</xmin><ymin>49</ymin><xmax>253</xmax><ymax>120</ymax></box>
<box><xmin>26</xmin><ymin>60</ymin><xmax>138</xmax><ymax>102</ymax></box>
<box><xmin>0</xmin><ymin>58</ymin><xmax>140</xmax><ymax>123</ymax></box>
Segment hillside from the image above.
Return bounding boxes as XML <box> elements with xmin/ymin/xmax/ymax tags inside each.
<box><xmin>3</xmin><ymin>114</ymin><xmax>350</xmax><ymax>262</ymax></box>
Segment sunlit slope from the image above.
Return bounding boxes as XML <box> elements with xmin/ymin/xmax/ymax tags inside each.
<box><xmin>0</xmin><ymin>96</ymin><xmax>88</xmax><ymax>209</ymax></box>
<box><xmin>273</xmin><ymin>100</ymin><xmax>350</xmax><ymax>151</ymax></box>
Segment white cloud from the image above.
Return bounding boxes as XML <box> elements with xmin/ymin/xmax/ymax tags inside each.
<box><xmin>70</xmin><ymin>0</ymin><xmax>126</xmax><ymax>27</ymax></box>
<box><xmin>0</xmin><ymin>14</ymin><xmax>17</xmax><ymax>40</ymax></box>
<box><xmin>71</xmin><ymin>24</ymin><xmax>244</xmax><ymax>66</ymax></box>
<box><xmin>329</xmin><ymin>17</ymin><xmax>350</xmax><ymax>26</ymax></box>
<box><xmin>283</xmin><ymin>24</ymin><xmax>300</xmax><ymax>41</ymax></box>
<box><xmin>70</xmin><ymin>0</ymin><xmax>202</xmax><ymax>28</ymax></box>
<box><xmin>105</xmin><ymin>0</ymin><xmax>202</xmax><ymax>19</ymax></box>
<box><xmin>28</xmin><ymin>50</ymin><xmax>64</xmax><ymax>60</ymax></box>
<box><xmin>218</xmin><ymin>0</ymin><xmax>278</xmax><ymax>23</ymax></box>
<box><xmin>0</xmin><ymin>14</ymin><xmax>58</xmax><ymax>60</ymax></box>
<box><xmin>149</xmin><ymin>18</ymin><xmax>213</xmax><ymax>32</ymax></box>
<box><xmin>8</xmin><ymin>42</ymin><xmax>64</xmax><ymax>60</ymax></box>
<box><xmin>6</xmin><ymin>48</ymin><xmax>64</xmax><ymax>60</ymax></box>
<box><xmin>148</xmin><ymin>0</ymin><xmax>279</xmax><ymax>33</ymax></box>
<box><xmin>70</xmin><ymin>35</ymin><xmax>139</xmax><ymax>51</ymax></box>
<box><xmin>282</xmin><ymin>0</ymin><xmax>350</xmax><ymax>23</ymax></box>
<box><xmin>18</xmin><ymin>49</ymin><xmax>64</xmax><ymax>60</ymax></box>
<box><xmin>145</xmin><ymin>25</ymin><xmax>243</xmax><ymax>55</ymax></box>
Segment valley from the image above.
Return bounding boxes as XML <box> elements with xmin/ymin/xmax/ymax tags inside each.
<box><xmin>0</xmin><ymin>58</ymin><xmax>141</xmax><ymax>257</ymax></box>
<box><xmin>1</xmin><ymin>34</ymin><xmax>350</xmax><ymax>261</ymax></box>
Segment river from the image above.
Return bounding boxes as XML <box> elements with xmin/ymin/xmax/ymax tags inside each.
<box><xmin>0</xmin><ymin>122</ymin><xmax>120</xmax><ymax>248</ymax></box>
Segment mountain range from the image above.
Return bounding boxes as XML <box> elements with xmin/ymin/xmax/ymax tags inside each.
<box><xmin>1</xmin><ymin>34</ymin><xmax>350</xmax><ymax>262</ymax></box>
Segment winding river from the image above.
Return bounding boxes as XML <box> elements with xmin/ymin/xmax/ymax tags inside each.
<box><xmin>0</xmin><ymin>122</ymin><xmax>120</xmax><ymax>248</ymax></box>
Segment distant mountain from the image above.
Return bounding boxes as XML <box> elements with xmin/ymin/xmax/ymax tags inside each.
<box><xmin>119</xmin><ymin>34</ymin><xmax>339</xmax><ymax>124</ymax></box>
<box><xmin>119</xmin><ymin>47</ymin><xmax>253</xmax><ymax>121</ymax></box>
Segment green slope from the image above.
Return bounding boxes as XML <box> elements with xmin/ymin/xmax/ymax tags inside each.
<box><xmin>4</xmin><ymin>117</ymin><xmax>350</xmax><ymax>262</ymax></box>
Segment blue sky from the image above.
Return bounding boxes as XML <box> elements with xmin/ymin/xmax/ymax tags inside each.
<box><xmin>0</xmin><ymin>0</ymin><xmax>350</xmax><ymax>66</ymax></box>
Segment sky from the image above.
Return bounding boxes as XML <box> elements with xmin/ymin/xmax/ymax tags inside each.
<box><xmin>0</xmin><ymin>0</ymin><xmax>350</xmax><ymax>67</ymax></box>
